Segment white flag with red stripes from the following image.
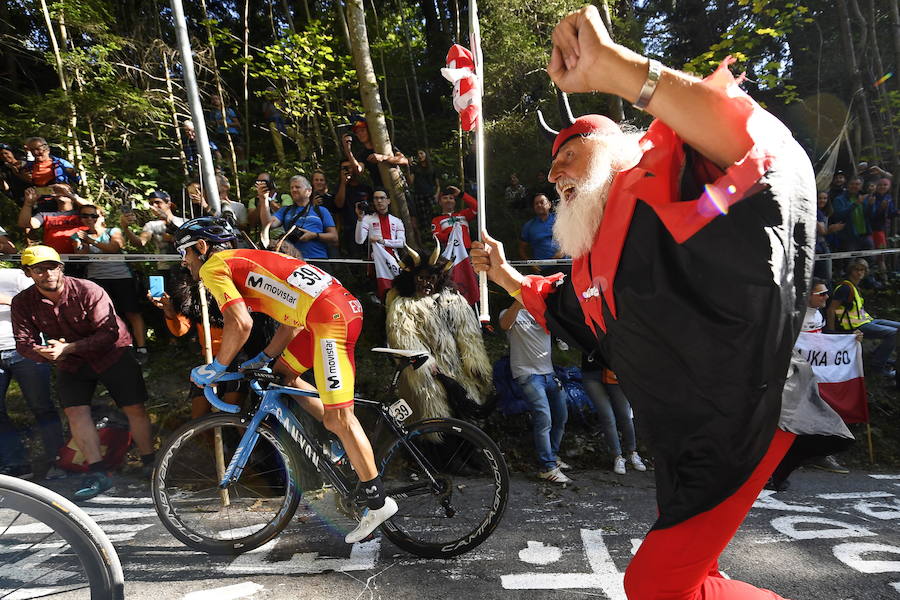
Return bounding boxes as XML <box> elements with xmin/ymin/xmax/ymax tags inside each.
<box><xmin>441</xmin><ymin>45</ymin><xmax>481</xmax><ymax>131</ymax></box>
<box><xmin>441</xmin><ymin>223</ymin><xmax>479</xmax><ymax>305</ymax></box>
<box><xmin>794</xmin><ymin>332</ymin><xmax>868</xmax><ymax>423</ymax></box>
<box><xmin>371</xmin><ymin>242</ymin><xmax>400</xmax><ymax>300</ymax></box>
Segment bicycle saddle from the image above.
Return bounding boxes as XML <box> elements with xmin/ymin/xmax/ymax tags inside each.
<box><xmin>370</xmin><ymin>347</ymin><xmax>431</xmax><ymax>370</ymax></box>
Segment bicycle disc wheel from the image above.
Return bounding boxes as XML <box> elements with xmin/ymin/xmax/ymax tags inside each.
<box><xmin>0</xmin><ymin>474</ymin><xmax>125</xmax><ymax>599</ymax></box>
<box><xmin>153</xmin><ymin>413</ymin><xmax>302</xmax><ymax>555</ymax></box>
<box><xmin>378</xmin><ymin>417</ymin><xmax>509</xmax><ymax>558</ymax></box>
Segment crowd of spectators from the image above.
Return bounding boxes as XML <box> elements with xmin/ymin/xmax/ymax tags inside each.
<box><xmin>0</xmin><ymin>120</ymin><xmax>896</xmax><ymax>502</ymax></box>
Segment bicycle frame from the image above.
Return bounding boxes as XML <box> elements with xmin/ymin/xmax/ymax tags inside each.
<box><xmin>206</xmin><ymin>372</ymin><xmax>435</xmax><ymax>502</ymax></box>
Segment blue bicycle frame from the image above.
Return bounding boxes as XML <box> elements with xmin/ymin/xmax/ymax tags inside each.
<box><xmin>204</xmin><ymin>373</ymin><xmax>356</xmax><ymax>498</ymax></box>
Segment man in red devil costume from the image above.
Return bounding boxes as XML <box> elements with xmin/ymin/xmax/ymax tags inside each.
<box><xmin>472</xmin><ymin>6</ymin><xmax>836</xmax><ymax>599</ymax></box>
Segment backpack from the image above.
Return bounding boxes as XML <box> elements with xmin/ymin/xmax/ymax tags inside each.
<box><xmin>56</xmin><ymin>419</ymin><xmax>132</xmax><ymax>473</ymax></box>
<box><xmin>492</xmin><ymin>356</ymin><xmax>530</xmax><ymax>416</ymax></box>
<box><xmin>553</xmin><ymin>365</ymin><xmax>596</xmax><ymax>422</ymax></box>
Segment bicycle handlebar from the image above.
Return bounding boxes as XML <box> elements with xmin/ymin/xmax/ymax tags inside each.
<box><xmin>202</xmin><ymin>373</ymin><xmax>243</xmax><ymax>413</ymax></box>
<box><xmin>202</xmin><ymin>369</ymin><xmax>279</xmax><ymax>413</ymax></box>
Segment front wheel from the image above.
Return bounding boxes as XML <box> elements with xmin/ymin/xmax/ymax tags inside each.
<box><xmin>378</xmin><ymin>417</ymin><xmax>509</xmax><ymax>558</ymax></box>
<box><xmin>0</xmin><ymin>474</ymin><xmax>125</xmax><ymax>599</ymax></box>
<box><xmin>152</xmin><ymin>413</ymin><xmax>303</xmax><ymax>555</ymax></box>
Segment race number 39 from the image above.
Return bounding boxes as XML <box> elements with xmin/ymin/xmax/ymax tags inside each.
<box><xmin>389</xmin><ymin>399</ymin><xmax>413</xmax><ymax>423</ymax></box>
<box><xmin>287</xmin><ymin>265</ymin><xmax>333</xmax><ymax>298</ymax></box>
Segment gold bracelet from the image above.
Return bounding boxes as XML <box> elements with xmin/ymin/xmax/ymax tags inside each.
<box><xmin>509</xmin><ymin>288</ymin><xmax>522</xmax><ymax>298</ymax></box>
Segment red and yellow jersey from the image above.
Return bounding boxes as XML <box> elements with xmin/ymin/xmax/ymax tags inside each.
<box><xmin>199</xmin><ymin>249</ymin><xmax>344</xmax><ymax>327</ymax></box>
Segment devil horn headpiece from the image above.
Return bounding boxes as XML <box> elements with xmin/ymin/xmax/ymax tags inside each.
<box><xmin>400</xmin><ymin>244</ymin><xmax>421</xmax><ymax>272</ymax></box>
<box><xmin>428</xmin><ymin>236</ymin><xmax>442</xmax><ymax>266</ymax></box>
<box><xmin>536</xmin><ymin>88</ymin><xmax>621</xmax><ymax>158</ymax></box>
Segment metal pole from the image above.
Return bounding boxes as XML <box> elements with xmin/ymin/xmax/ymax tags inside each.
<box><xmin>170</xmin><ymin>0</ymin><xmax>222</xmax><ymax>216</ymax></box>
<box><xmin>469</xmin><ymin>0</ymin><xmax>489</xmax><ymax>323</ymax></box>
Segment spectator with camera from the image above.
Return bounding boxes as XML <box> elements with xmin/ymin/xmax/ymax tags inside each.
<box><xmin>0</xmin><ymin>143</ymin><xmax>29</xmax><ymax>204</ymax></box>
<box><xmin>120</xmin><ymin>189</ymin><xmax>184</xmax><ymax>256</ymax></box>
<box><xmin>342</xmin><ymin>115</ymin><xmax>407</xmax><ymax>190</ymax></box>
<box><xmin>185</xmin><ymin>181</ymin><xmax>213</xmax><ymax>218</ymax></box>
<box><xmin>249</xmin><ymin>172</ymin><xmax>280</xmax><ymax>235</ymax></box>
<box><xmin>355</xmin><ymin>188</ymin><xmax>405</xmax><ymax>259</ymax></box>
<box><xmin>334</xmin><ymin>159</ymin><xmax>373</xmax><ymax>257</ymax></box>
<box><xmin>259</xmin><ymin>174</ymin><xmax>337</xmax><ymax>259</ymax></box>
<box><xmin>17</xmin><ymin>184</ymin><xmax>90</xmax><ymax>253</ymax></box>
<box><xmin>20</xmin><ymin>137</ymin><xmax>79</xmax><ymax>189</ymax></box>
<box><xmin>71</xmin><ymin>205</ymin><xmax>149</xmax><ymax>364</ymax></box>
<box><xmin>11</xmin><ymin>246</ymin><xmax>155</xmax><ymax>500</ymax></box>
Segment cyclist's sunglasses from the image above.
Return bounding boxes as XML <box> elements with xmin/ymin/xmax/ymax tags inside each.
<box><xmin>177</xmin><ymin>241</ymin><xmax>199</xmax><ymax>258</ymax></box>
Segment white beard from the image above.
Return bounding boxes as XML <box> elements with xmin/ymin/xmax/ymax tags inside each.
<box><xmin>553</xmin><ymin>152</ymin><xmax>614</xmax><ymax>259</ymax></box>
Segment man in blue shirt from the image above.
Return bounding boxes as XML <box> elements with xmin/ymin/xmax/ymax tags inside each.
<box><xmin>260</xmin><ymin>175</ymin><xmax>337</xmax><ymax>259</ymax></box>
<box><xmin>519</xmin><ymin>193</ymin><xmax>566</xmax><ymax>275</ymax></box>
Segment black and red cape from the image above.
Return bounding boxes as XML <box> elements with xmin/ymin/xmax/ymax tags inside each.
<box><xmin>522</xmin><ymin>64</ymin><xmax>816</xmax><ymax>529</ymax></box>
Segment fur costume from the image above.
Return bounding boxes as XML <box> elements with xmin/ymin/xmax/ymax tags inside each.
<box><xmin>385</xmin><ymin>247</ymin><xmax>492</xmax><ymax>421</ymax></box>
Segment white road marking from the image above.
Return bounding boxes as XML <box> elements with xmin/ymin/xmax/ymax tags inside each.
<box><xmin>833</xmin><ymin>542</ymin><xmax>900</xmax><ymax>574</ymax></box>
<box><xmin>518</xmin><ymin>541</ymin><xmax>561</xmax><ymax>565</ymax></box>
<box><xmin>770</xmin><ymin>516</ymin><xmax>876</xmax><ymax>540</ymax></box>
<box><xmin>182</xmin><ymin>581</ymin><xmax>265</xmax><ymax>600</ymax></box>
<box><xmin>754</xmin><ymin>490</ymin><xmax>821</xmax><ymax>513</ymax></box>
<box><xmin>869</xmin><ymin>475</ymin><xmax>900</xmax><ymax>480</ymax></box>
<box><xmin>890</xmin><ymin>582</ymin><xmax>900</xmax><ymax>594</ymax></box>
<box><xmin>86</xmin><ymin>496</ymin><xmax>153</xmax><ymax>505</ymax></box>
<box><xmin>224</xmin><ymin>538</ymin><xmax>379</xmax><ymax>575</ymax></box>
<box><xmin>817</xmin><ymin>492</ymin><xmax>895</xmax><ymax>500</ymax></box>
<box><xmin>501</xmin><ymin>529</ymin><xmax>626</xmax><ymax>599</ymax></box>
<box><xmin>854</xmin><ymin>499</ymin><xmax>900</xmax><ymax>521</ymax></box>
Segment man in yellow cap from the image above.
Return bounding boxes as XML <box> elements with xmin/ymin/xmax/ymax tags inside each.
<box><xmin>11</xmin><ymin>246</ymin><xmax>155</xmax><ymax>500</ymax></box>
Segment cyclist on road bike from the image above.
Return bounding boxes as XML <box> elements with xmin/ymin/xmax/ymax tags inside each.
<box><xmin>174</xmin><ymin>216</ymin><xmax>397</xmax><ymax>544</ymax></box>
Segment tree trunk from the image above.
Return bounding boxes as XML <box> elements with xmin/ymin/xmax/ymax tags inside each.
<box><xmin>200</xmin><ymin>0</ymin><xmax>241</xmax><ymax>197</ymax></box>
<box><xmin>58</xmin><ymin>13</ymin><xmax>101</xmax><ymax>174</ymax></box>
<box><xmin>836</xmin><ymin>0</ymin><xmax>877</xmax><ymax>160</ymax></box>
<box><xmin>367</xmin><ymin>0</ymin><xmax>395</xmax><ymax>141</ymax></box>
<box><xmin>40</xmin><ymin>0</ymin><xmax>86</xmax><ymax>183</ymax></box>
<box><xmin>163</xmin><ymin>50</ymin><xmax>190</xmax><ymax>179</ymax></box>
<box><xmin>865</xmin><ymin>0</ymin><xmax>899</xmax><ymax>179</ymax></box>
<box><xmin>345</xmin><ymin>0</ymin><xmax>414</xmax><ymax>241</ymax></box>
<box><xmin>398</xmin><ymin>0</ymin><xmax>428</xmax><ymax>147</ymax></box>
<box><xmin>243</xmin><ymin>0</ymin><xmax>251</xmax><ymax>160</ymax></box>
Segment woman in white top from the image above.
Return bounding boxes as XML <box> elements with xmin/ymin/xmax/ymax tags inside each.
<box><xmin>354</xmin><ymin>188</ymin><xmax>405</xmax><ymax>258</ymax></box>
<box><xmin>72</xmin><ymin>206</ymin><xmax>148</xmax><ymax>360</ymax></box>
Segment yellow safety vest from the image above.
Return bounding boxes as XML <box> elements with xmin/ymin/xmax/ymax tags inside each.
<box><xmin>833</xmin><ymin>280</ymin><xmax>873</xmax><ymax>330</ymax></box>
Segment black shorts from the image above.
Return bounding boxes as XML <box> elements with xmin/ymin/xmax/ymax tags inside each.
<box><xmin>93</xmin><ymin>278</ymin><xmax>141</xmax><ymax>315</ymax></box>
<box><xmin>57</xmin><ymin>350</ymin><xmax>149</xmax><ymax>409</ymax></box>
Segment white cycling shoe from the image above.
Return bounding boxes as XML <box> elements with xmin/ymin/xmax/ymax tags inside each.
<box><xmin>345</xmin><ymin>496</ymin><xmax>398</xmax><ymax>544</ymax></box>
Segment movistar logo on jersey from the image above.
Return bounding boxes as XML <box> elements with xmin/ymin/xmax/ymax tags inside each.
<box><xmin>245</xmin><ymin>272</ymin><xmax>299</xmax><ymax>308</ymax></box>
<box><xmin>320</xmin><ymin>338</ymin><xmax>342</xmax><ymax>390</ymax></box>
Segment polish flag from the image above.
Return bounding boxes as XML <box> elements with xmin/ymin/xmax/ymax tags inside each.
<box><xmin>441</xmin><ymin>223</ymin><xmax>479</xmax><ymax>305</ymax></box>
<box><xmin>794</xmin><ymin>332</ymin><xmax>868</xmax><ymax>423</ymax></box>
<box><xmin>371</xmin><ymin>242</ymin><xmax>400</xmax><ymax>300</ymax></box>
<box><xmin>441</xmin><ymin>45</ymin><xmax>481</xmax><ymax>131</ymax></box>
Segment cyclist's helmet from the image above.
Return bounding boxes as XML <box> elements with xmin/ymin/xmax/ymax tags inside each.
<box><xmin>174</xmin><ymin>216</ymin><xmax>237</xmax><ymax>256</ymax></box>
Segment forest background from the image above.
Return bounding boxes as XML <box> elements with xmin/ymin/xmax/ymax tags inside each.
<box><xmin>0</xmin><ymin>0</ymin><xmax>898</xmax><ymax>231</ymax></box>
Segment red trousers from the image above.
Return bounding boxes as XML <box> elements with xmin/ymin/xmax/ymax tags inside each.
<box><xmin>623</xmin><ymin>428</ymin><xmax>796</xmax><ymax>600</ymax></box>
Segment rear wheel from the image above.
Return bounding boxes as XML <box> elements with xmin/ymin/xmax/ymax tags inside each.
<box><xmin>152</xmin><ymin>413</ymin><xmax>302</xmax><ymax>555</ymax></box>
<box><xmin>378</xmin><ymin>418</ymin><xmax>509</xmax><ymax>558</ymax></box>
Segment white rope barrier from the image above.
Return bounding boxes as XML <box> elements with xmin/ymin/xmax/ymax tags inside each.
<box><xmin>1</xmin><ymin>247</ymin><xmax>898</xmax><ymax>264</ymax></box>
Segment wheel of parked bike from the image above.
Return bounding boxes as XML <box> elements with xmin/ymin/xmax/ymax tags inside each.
<box><xmin>378</xmin><ymin>417</ymin><xmax>510</xmax><ymax>558</ymax></box>
<box><xmin>152</xmin><ymin>412</ymin><xmax>303</xmax><ymax>555</ymax></box>
<box><xmin>0</xmin><ymin>474</ymin><xmax>125</xmax><ymax>599</ymax></box>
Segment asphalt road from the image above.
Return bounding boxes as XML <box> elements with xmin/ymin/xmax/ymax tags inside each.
<box><xmin>10</xmin><ymin>467</ymin><xmax>900</xmax><ymax>599</ymax></box>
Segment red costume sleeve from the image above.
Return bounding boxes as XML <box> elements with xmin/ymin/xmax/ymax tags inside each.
<box><xmin>460</xmin><ymin>192</ymin><xmax>478</xmax><ymax>220</ymax></box>
<box><xmin>519</xmin><ymin>272</ymin><xmax>566</xmax><ymax>333</ymax></box>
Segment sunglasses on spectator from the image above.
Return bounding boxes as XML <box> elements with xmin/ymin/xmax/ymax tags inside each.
<box><xmin>28</xmin><ymin>264</ymin><xmax>62</xmax><ymax>275</ymax></box>
<box><xmin>80</xmin><ymin>213</ymin><xmax>100</xmax><ymax>219</ymax></box>
<box><xmin>811</xmin><ymin>290</ymin><xmax>829</xmax><ymax>296</ymax></box>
